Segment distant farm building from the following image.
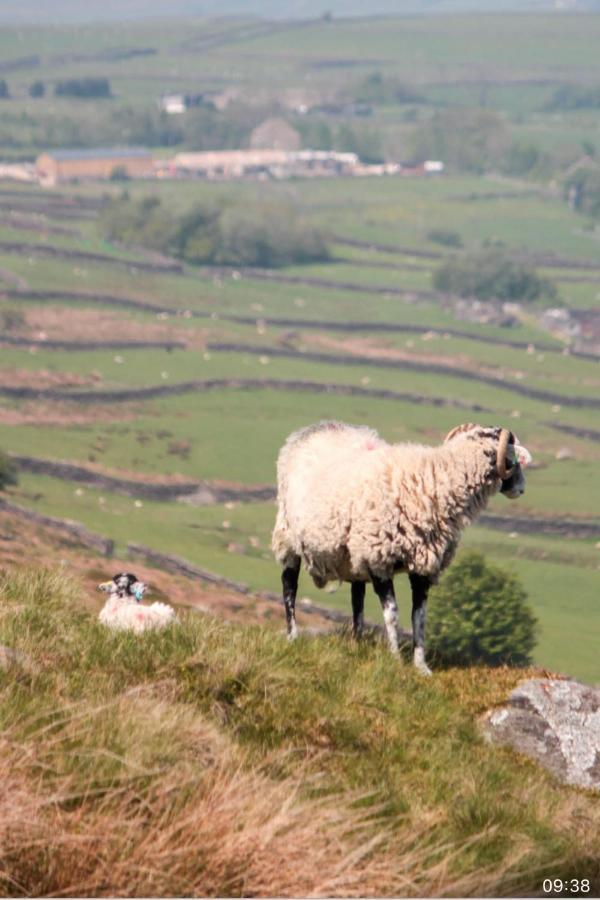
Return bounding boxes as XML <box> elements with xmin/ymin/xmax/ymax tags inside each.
<box><xmin>249</xmin><ymin>118</ymin><xmax>301</xmax><ymax>151</ymax></box>
<box><xmin>36</xmin><ymin>148</ymin><xmax>154</xmax><ymax>185</ymax></box>
<box><xmin>158</xmin><ymin>93</ymin><xmax>216</xmax><ymax>114</ymax></box>
<box><xmin>166</xmin><ymin>149</ymin><xmax>358</xmax><ymax>180</ymax></box>
<box><xmin>159</xmin><ymin>94</ymin><xmax>187</xmax><ymax>115</ymax></box>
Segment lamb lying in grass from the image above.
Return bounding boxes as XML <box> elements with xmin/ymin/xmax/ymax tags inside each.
<box><xmin>98</xmin><ymin>572</ymin><xmax>177</xmax><ymax>633</ymax></box>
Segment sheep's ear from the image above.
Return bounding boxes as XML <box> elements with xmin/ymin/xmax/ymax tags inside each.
<box><xmin>132</xmin><ymin>581</ymin><xmax>147</xmax><ymax>601</ymax></box>
<box><xmin>514</xmin><ymin>442</ymin><xmax>533</xmax><ymax>467</ymax></box>
<box><xmin>98</xmin><ymin>581</ymin><xmax>113</xmax><ymax>592</ymax></box>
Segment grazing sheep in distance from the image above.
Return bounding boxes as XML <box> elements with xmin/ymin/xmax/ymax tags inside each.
<box><xmin>98</xmin><ymin>572</ymin><xmax>177</xmax><ymax>633</ymax></box>
<box><xmin>272</xmin><ymin>421</ymin><xmax>532</xmax><ymax>675</ymax></box>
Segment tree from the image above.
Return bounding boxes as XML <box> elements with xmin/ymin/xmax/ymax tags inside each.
<box><xmin>433</xmin><ymin>248</ymin><xmax>558</xmax><ymax>303</ymax></box>
<box><xmin>99</xmin><ymin>195</ymin><xmax>329</xmax><ymax>268</ymax></box>
<box><xmin>410</xmin><ymin>108</ymin><xmax>507</xmax><ymax>173</ymax></box>
<box><xmin>29</xmin><ymin>80</ymin><xmax>45</xmax><ymax>98</ymax></box>
<box><xmin>334</xmin><ymin>123</ymin><xmax>384</xmax><ymax>163</ymax></box>
<box><xmin>0</xmin><ymin>80</ymin><xmax>9</xmax><ymax>99</ymax></box>
<box><xmin>565</xmin><ymin>166</ymin><xmax>600</xmax><ymax>219</ymax></box>
<box><xmin>428</xmin><ymin>551</ymin><xmax>537</xmax><ymax>667</ymax></box>
<box><xmin>0</xmin><ymin>450</ymin><xmax>18</xmax><ymax>492</ymax></box>
<box><xmin>55</xmin><ymin>78</ymin><xmax>111</xmax><ymax>99</ymax></box>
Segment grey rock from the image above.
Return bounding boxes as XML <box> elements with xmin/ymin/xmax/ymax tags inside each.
<box><xmin>482</xmin><ymin>678</ymin><xmax>600</xmax><ymax>791</ymax></box>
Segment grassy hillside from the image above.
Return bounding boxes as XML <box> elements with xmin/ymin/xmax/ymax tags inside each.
<box><xmin>0</xmin><ymin>567</ymin><xmax>598</xmax><ymax>897</ymax></box>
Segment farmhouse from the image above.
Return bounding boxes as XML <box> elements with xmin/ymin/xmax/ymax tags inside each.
<box><xmin>36</xmin><ymin>147</ymin><xmax>154</xmax><ymax>185</ymax></box>
<box><xmin>168</xmin><ymin>149</ymin><xmax>358</xmax><ymax>180</ymax></box>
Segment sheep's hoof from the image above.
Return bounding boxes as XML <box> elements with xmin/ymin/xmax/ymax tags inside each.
<box><xmin>413</xmin><ymin>648</ymin><xmax>432</xmax><ymax>676</ymax></box>
<box><xmin>287</xmin><ymin>628</ymin><xmax>298</xmax><ymax>642</ymax></box>
<box><xmin>415</xmin><ymin>662</ymin><xmax>433</xmax><ymax>677</ymax></box>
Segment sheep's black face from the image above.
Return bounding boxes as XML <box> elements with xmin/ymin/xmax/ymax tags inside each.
<box><xmin>500</xmin><ymin>461</ymin><xmax>525</xmax><ymax>499</ymax></box>
<box><xmin>98</xmin><ymin>572</ymin><xmax>147</xmax><ymax>599</ymax></box>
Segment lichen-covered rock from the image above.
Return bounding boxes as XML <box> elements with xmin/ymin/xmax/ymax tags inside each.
<box><xmin>482</xmin><ymin>678</ymin><xmax>600</xmax><ymax>791</ymax></box>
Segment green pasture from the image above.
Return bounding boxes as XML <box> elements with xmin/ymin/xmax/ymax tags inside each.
<box><xmin>1</xmin><ymin>370</ymin><xmax>598</xmax><ymax>517</ymax></box>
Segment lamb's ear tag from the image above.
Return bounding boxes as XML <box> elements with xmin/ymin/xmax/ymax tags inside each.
<box><xmin>133</xmin><ymin>585</ymin><xmax>145</xmax><ymax>602</ymax></box>
<box><xmin>515</xmin><ymin>444</ymin><xmax>532</xmax><ymax>467</ymax></box>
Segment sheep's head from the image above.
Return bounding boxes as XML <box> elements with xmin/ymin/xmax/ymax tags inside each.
<box><xmin>444</xmin><ymin>423</ymin><xmax>532</xmax><ymax>499</ymax></box>
<box><xmin>98</xmin><ymin>572</ymin><xmax>147</xmax><ymax>601</ymax></box>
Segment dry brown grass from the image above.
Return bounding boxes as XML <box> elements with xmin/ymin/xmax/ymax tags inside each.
<box><xmin>0</xmin><ymin>694</ymin><xmax>545</xmax><ymax>900</ymax></box>
<box><xmin>0</xmin><ymin>699</ymin><xmax>406</xmax><ymax>898</ymax></box>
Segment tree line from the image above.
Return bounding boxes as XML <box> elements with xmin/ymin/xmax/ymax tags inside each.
<box><xmin>99</xmin><ymin>194</ymin><xmax>330</xmax><ymax>268</ymax></box>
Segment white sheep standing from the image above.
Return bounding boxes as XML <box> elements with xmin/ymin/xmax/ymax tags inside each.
<box><xmin>98</xmin><ymin>572</ymin><xmax>177</xmax><ymax>633</ymax></box>
<box><xmin>272</xmin><ymin>421</ymin><xmax>532</xmax><ymax>674</ymax></box>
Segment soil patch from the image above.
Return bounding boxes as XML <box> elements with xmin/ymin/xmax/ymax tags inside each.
<box><xmin>16</xmin><ymin>308</ymin><xmax>201</xmax><ymax>348</ymax></box>
<box><xmin>0</xmin><ymin>401</ymin><xmax>140</xmax><ymax>427</ymax></box>
<box><xmin>0</xmin><ymin>368</ymin><xmax>98</xmax><ymax>390</ymax></box>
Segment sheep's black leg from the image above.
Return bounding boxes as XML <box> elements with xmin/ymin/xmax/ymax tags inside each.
<box><xmin>370</xmin><ymin>574</ymin><xmax>400</xmax><ymax>655</ymax></box>
<box><xmin>282</xmin><ymin>556</ymin><xmax>301</xmax><ymax>641</ymax></box>
<box><xmin>409</xmin><ymin>572</ymin><xmax>432</xmax><ymax>676</ymax></box>
<box><xmin>351</xmin><ymin>581</ymin><xmax>365</xmax><ymax>639</ymax></box>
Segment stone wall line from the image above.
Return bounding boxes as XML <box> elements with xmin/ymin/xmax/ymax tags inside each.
<box><xmin>0</xmin><ymin>335</ymin><xmax>186</xmax><ymax>351</ymax></box>
<box><xmin>0</xmin><ymin>376</ymin><xmax>492</xmax><ymax>412</ymax></box>
<box><xmin>208</xmin><ymin>342</ymin><xmax>600</xmax><ymax>410</ymax></box>
<box><xmin>0</xmin><ymin>241</ymin><xmax>183</xmax><ymax>274</ymax></box>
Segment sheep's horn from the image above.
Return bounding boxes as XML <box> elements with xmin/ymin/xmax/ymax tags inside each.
<box><xmin>496</xmin><ymin>429</ymin><xmax>515</xmax><ymax>480</ymax></box>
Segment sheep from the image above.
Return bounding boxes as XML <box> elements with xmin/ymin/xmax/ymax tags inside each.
<box><xmin>272</xmin><ymin>421</ymin><xmax>532</xmax><ymax>675</ymax></box>
<box><xmin>98</xmin><ymin>572</ymin><xmax>177</xmax><ymax>633</ymax></box>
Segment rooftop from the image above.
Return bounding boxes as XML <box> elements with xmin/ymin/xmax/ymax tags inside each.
<box><xmin>43</xmin><ymin>147</ymin><xmax>151</xmax><ymax>161</ymax></box>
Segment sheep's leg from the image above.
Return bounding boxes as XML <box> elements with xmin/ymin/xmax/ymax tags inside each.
<box><xmin>370</xmin><ymin>574</ymin><xmax>400</xmax><ymax>655</ymax></box>
<box><xmin>409</xmin><ymin>573</ymin><xmax>432</xmax><ymax>676</ymax></box>
<box><xmin>282</xmin><ymin>557</ymin><xmax>301</xmax><ymax>641</ymax></box>
<box><xmin>351</xmin><ymin>581</ymin><xmax>365</xmax><ymax>639</ymax></box>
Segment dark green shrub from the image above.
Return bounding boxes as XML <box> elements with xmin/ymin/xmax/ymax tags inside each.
<box><xmin>0</xmin><ymin>80</ymin><xmax>9</xmax><ymax>99</ymax></box>
<box><xmin>545</xmin><ymin>83</ymin><xmax>600</xmax><ymax>111</ymax></box>
<box><xmin>426</xmin><ymin>229</ymin><xmax>463</xmax><ymax>248</ymax></box>
<box><xmin>433</xmin><ymin>248</ymin><xmax>558</xmax><ymax>303</ymax></box>
<box><xmin>428</xmin><ymin>551</ymin><xmax>537</xmax><ymax>667</ymax></box>
<box><xmin>109</xmin><ymin>165</ymin><xmax>130</xmax><ymax>182</ymax></box>
<box><xmin>501</xmin><ymin>141</ymin><xmax>547</xmax><ymax>177</ymax></box>
<box><xmin>29</xmin><ymin>80</ymin><xmax>45</xmax><ymax>98</ymax></box>
<box><xmin>55</xmin><ymin>77</ymin><xmax>111</xmax><ymax>99</ymax></box>
<box><xmin>0</xmin><ymin>450</ymin><xmax>18</xmax><ymax>491</ymax></box>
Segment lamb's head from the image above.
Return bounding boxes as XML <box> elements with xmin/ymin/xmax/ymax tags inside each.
<box><xmin>444</xmin><ymin>423</ymin><xmax>532</xmax><ymax>500</ymax></box>
<box><xmin>98</xmin><ymin>572</ymin><xmax>147</xmax><ymax>601</ymax></box>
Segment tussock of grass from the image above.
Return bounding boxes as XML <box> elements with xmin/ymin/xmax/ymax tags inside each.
<box><xmin>0</xmin><ymin>567</ymin><xmax>599</xmax><ymax>897</ymax></box>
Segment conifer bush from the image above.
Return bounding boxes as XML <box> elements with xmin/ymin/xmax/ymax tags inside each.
<box><xmin>428</xmin><ymin>551</ymin><xmax>537</xmax><ymax>667</ymax></box>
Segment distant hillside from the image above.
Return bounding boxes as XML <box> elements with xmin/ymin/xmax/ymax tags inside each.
<box><xmin>1</xmin><ymin>0</ymin><xmax>598</xmax><ymax>24</ymax></box>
